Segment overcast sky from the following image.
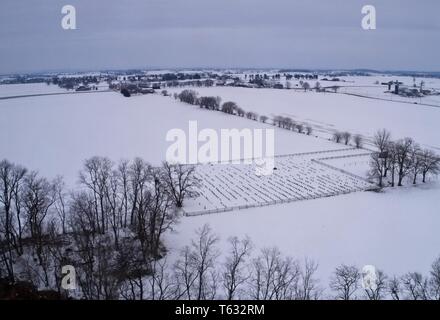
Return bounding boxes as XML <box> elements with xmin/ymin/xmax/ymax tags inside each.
<box><xmin>0</xmin><ymin>0</ymin><xmax>439</xmax><ymax>73</ymax></box>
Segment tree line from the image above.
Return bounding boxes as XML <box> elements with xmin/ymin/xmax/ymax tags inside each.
<box><xmin>128</xmin><ymin>224</ymin><xmax>440</xmax><ymax>300</ymax></box>
<box><xmin>174</xmin><ymin>89</ymin><xmax>314</xmax><ymax>136</ymax></box>
<box><xmin>0</xmin><ymin>158</ymin><xmax>198</xmax><ymax>298</ymax></box>
<box><xmin>332</xmin><ymin>131</ymin><xmax>363</xmax><ymax>148</ymax></box>
<box><xmin>369</xmin><ymin>129</ymin><xmax>440</xmax><ymax>187</ymax></box>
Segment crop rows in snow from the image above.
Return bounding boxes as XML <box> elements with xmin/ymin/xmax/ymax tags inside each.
<box><xmin>183</xmin><ymin>149</ymin><xmax>376</xmax><ymax>216</ymax></box>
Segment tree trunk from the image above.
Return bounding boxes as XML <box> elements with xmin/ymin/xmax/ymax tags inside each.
<box><xmin>391</xmin><ymin>167</ymin><xmax>395</xmax><ymax>187</ymax></box>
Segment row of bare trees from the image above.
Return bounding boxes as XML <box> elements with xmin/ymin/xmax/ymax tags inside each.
<box><xmin>333</xmin><ymin>131</ymin><xmax>363</xmax><ymax>148</ymax></box>
<box><xmin>370</xmin><ymin>129</ymin><xmax>439</xmax><ymax>187</ymax></box>
<box><xmin>121</xmin><ymin>223</ymin><xmax>440</xmax><ymax>300</ymax></box>
<box><xmin>0</xmin><ymin>160</ymin><xmax>65</xmax><ymax>284</ymax></box>
<box><xmin>0</xmin><ymin>157</ymin><xmax>198</xmax><ymax>298</ymax></box>
<box><xmin>273</xmin><ymin>116</ymin><xmax>313</xmax><ymax>135</ymax></box>
<box><xmin>175</xmin><ymin>90</ymin><xmax>273</xmax><ymax>126</ymax></box>
<box><xmin>102</xmin><ymin>223</ymin><xmax>440</xmax><ymax>300</ymax></box>
<box><xmin>175</xmin><ymin>91</ymin><xmax>317</xmax><ymax>139</ymax></box>
<box><xmin>118</xmin><ymin>224</ymin><xmax>322</xmax><ymax>300</ymax></box>
<box><xmin>330</xmin><ymin>260</ymin><xmax>440</xmax><ymax>300</ymax></box>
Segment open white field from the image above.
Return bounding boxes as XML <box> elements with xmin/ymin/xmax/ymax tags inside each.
<box><xmin>317</xmin><ymin>153</ymin><xmax>372</xmax><ymax>179</ymax></box>
<box><xmin>0</xmin><ymin>83</ymin><xmax>67</xmax><ymax>97</ymax></box>
<box><xmin>227</xmin><ymin>73</ymin><xmax>440</xmax><ymax>106</ymax></box>
<box><xmin>0</xmin><ymin>83</ymin><xmax>110</xmax><ymax>98</ymax></box>
<box><xmin>168</xmin><ymin>180</ymin><xmax>440</xmax><ymax>290</ymax></box>
<box><xmin>169</xmin><ymin>86</ymin><xmax>440</xmax><ymax>151</ymax></box>
<box><xmin>0</xmin><ymin>90</ymin><xmax>339</xmax><ymax>186</ymax></box>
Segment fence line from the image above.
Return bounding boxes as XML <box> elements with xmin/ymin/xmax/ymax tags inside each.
<box><xmin>185</xmin><ymin>147</ymin><xmax>360</xmax><ymax>167</ymax></box>
<box><xmin>315</xmin><ymin>152</ymin><xmax>372</xmax><ymax>161</ymax></box>
<box><xmin>184</xmin><ymin>181</ymin><xmax>376</xmax><ymax>217</ymax></box>
<box><xmin>311</xmin><ymin>158</ymin><xmax>375</xmax><ymax>185</ymax></box>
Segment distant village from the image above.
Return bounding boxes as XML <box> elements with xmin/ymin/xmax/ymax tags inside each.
<box><xmin>1</xmin><ymin>70</ymin><xmax>438</xmax><ymax>99</ymax></box>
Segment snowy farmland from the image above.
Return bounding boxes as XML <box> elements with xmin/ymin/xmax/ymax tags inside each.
<box><xmin>185</xmin><ymin>148</ymin><xmax>376</xmax><ymax>215</ymax></box>
<box><xmin>169</xmin><ymin>82</ymin><xmax>440</xmax><ymax>152</ymax></box>
<box><xmin>0</xmin><ymin>89</ymin><xmax>340</xmax><ymax>185</ymax></box>
<box><xmin>168</xmin><ymin>180</ymin><xmax>440</xmax><ymax>290</ymax></box>
<box><xmin>1</xmin><ymin>79</ymin><xmax>439</xmax><ymax>289</ymax></box>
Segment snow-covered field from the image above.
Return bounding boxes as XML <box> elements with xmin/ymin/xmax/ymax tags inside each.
<box><xmin>168</xmin><ymin>180</ymin><xmax>440</xmax><ymax>291</ymax></box>
<box><xmin>186</xmin><ymin>148</ymin><xmax>375</xmax><ymax>215</ymax></box>
<box><xmin>318</xmin><ymin>153</ymin><xmax>372</xmax><ymax>179</ymax></box>
<box><xmin>0</xmin><ymin>82</ymin><xmax>110</xmax><ymax>99</ymax></box>
<box><xmin>1</xmin><ymin>80</ymin><xmax>439</xmax><ymax>286</ymax></box>
<box><xmin>168</xmin><ymin>82</ymin><xmax>440</xmax><ymax>151</ymax></box>
<box><xmin>0</xmin><ymin>83</ymin><xmax>67</xmax><ymax>97</ymax></box>
<box><xmin>0</xmin><ymin>90</ymin><xmax>339</xmax><ymax>185</ymax></box>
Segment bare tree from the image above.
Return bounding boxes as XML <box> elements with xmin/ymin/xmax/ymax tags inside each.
<box><xmin>178</xmin><ymin>90</ymin><xmax>198</xmax><ymax>105</ymax></box>
<box><xmin>302</xmin><ymin>82</ymin><xmax>310</xmax><ymax>92</ymax></box>
<box><xmin>236</xmin><ymin>107</ymin><xmax>245</xmax><ymax>117</ymax></box>
<box><xmin>127</xmin><ymin>158</ymin><xmax>152</xmax><ymax>226</ymax></box>
<box><xmin>272</xmin><ymin>256</ymin><xmax>300</xmax><ymax>300</ymax></box>
<box><xmin>249</xmin><ymin>247</ymin><xmax>282</xmax><ymax>300</ymax></box>
<box><xmin>222</xmin><ymin>236</ymin><xmax>253</xmax><ymax>300</ymax></box>
<box><xmin>354</xmin><ymin>134</ymin><xmax>363</xmax><ymax>148</ymax></box>
<box><xmin>53</xmin><ymin>176</ymin><xmax>68</xmax><ymax>234</ymax></box>
<box><xmin>273</xmin><ymin>115</ymin><xmax>283</xmax><ymax>128</ymax></box>
<box><xmin>401</xmin><ymin>272</ymin><xmax>430</xmax><ymax>300</ymax></box>
<box><xmin>259</xmin><ymin>115</ymin><xmax>268</xmax><ymax>123</ymax></box>
<box><xmin>342</xmin><ymin>132</ymin><xmax>351</xmax><ymax>145</ymax></box>
<box><xmin>221</xmin><ymin>101</ymin><xmax>238</xmax><ymax>115</ymax></box>
<box><xmin>118</xmin><ymin>160</ymin><xmax>130</xmax><ymax>228</ymax></box>
<box><xmin>22</xmin><ymin>171</ymin><xmax>57</xmax><ymax>285</ymax></box>
<box><xmin>146</xmin><ymin>169</ymin><xmax>176</xmax><ymax>257</ymax></box>
<box><xmin>173</xmin><ymin>245</ymin><xmax>198</xmax><ymax>300</ymax></box>
<box><xmin>199</xmin><ymin>96</ymin><xmax>220</xmax><ymax>110</ymax></box>
<box><xmin>78</xmin><ymin>156</ymin><xmax>114</xmax><ymax>234</ymax></box>
<box><xmin>298</xmin><ymin>258</ymin><xmax>321</xmax><ymax>300</ymax></box>
<box><xmin>374</xmin><ymin>129</ymin><xmax>392</xmax><ymax>177</ymax></box>
<box><xmin>69</xmin><ymin>208</ymin><xmax>122</xmax><ymax>300</ymax></box>
<box><xmin>386</xmin><ymin>142</ymin><xmax>398</xmax><ymax>187</ymax></box>
<box><xmin>162</xmin><ymin>162</ymin><xmax>199</xmax><ymax>208</ymax></box>
<box><xmin>409</xmin><ymin>144</ymin><xmax>422</xmax><ymax>184</ymax></box>
<box><xmin>147</xmin><ymin>258</ymin><xmax>176</xmax><ymax>300</ymax></box>
<box><xmin>394</xmin><ymin>138</ymin><xmax>413</xmax><ymax>186</ymax></box>
<box><xmin>430</xmin><ymin>256</ymin><xmax>440</xmax><ymax>300</ymax></box>
<box><xmin>388</xmin><ymin>276</ymin><xmax>402</xmax><ymax>300</ymax></box>
<box><xmin>369</xmin><ymin>152</ymin><xmax>386</xmax><ymax>187</ymax></box>
<box><xmin>333</xmin><ymin>132</ymin><xmax>342</xmax><ymax>144</ymax></box>
<box><xmin>363</xmin><ymin>269</ymin><xmax>387</xmax><ymax>300</ymax></box>
<box><xmin>330</xmin><ymin>264</ymin><xmax>360</xmax><ymax>300</ymax></box>
<box><xmin>314</xmin><ymin>82</ymin><xmax>321</xmax><ymax>92</ymax></box>
<box><xmin>174</xmin><ymin>224</ymin><xmax>220</xmax><ymax>300</ymax></box>
<box><xmin>192</xmin><ymin>224</ymin><xmax>219</xmax><ymax>300</ymax></box>
<box><xmin>420</xmin><ymin>149</ymin><xmax>440</xmax><ymax>183</ymax></box>
<box><xmin>0</xmin><ymin>160</ymin><xmax>27</xmax><ymax>280</ymax></box>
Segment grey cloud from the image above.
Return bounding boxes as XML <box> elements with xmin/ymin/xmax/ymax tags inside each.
<box><xmin>0</xmin><ymin>0</ymin><xmax>439</xmax><ymax>73</ymax></box>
